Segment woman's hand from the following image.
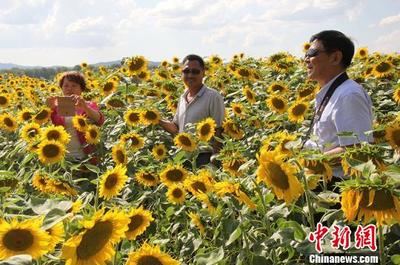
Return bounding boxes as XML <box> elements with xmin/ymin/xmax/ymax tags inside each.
<box><xmin>46</xmin><ymin>97</ymin><xmax>57</xmax><ymax>109</ymax></box>
<box><xmin>71</xmin><ymin>95</ymin><xmax>88</xmax><ymax>110</ymax></box>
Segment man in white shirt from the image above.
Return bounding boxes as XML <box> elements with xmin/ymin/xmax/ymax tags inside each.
<box><xmin>304</xmin><ymin>30</ymin><xmax>373</xmax><ymax>182</ymax></box>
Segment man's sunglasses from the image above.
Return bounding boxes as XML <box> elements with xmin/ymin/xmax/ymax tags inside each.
<box><xmin>182</xmin><ymin>68</ymin><xmax>201</xmax><ymax>75</ymax></box>
<box><xmin>304</xmin><ymin>48</ymin><xmax>328</xmax><ymax>58</ymax></box>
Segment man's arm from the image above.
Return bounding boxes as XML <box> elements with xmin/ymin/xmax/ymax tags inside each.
<box><xmin>160</xmin><ymin>120</ymin><xmax>179</xmax><ymax>135</ymax></box>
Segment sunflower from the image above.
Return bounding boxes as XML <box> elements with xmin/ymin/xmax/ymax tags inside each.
<box><xmin>0</xmin><ymin>218</ymin><xmax>51</xmax><ymax>260</ymax></box>
<box><xmin>222</xmin><ymin>155</ymin><xmax>247</xmax><ymax>177</ymax></box>
<box><xmin>124</xmin><ymin>109</ymin><xmax>141</xmax><ymax>126</ymax></box>
<box><xmin>222</xmin><ymin>119</ymin><xmax>244</xmax><ymax>140</ymax></box>
<box><xmin>126</xmin><ymin>243</ymin><xmax>180</xmax><ymax>265</ymax></box>
<box><xmin>231</xmin><ymin>102</ymin><xmax>245</xmax><ymax>117</ymax></box>
<box><xmin>288</xmin><ymin>101</ymin><xmax>309</xmax><ymax>123</ymax></box>
<box><xmin>297</xmin><ymin>85</ymin><xmax>317</xmax><ymax>100</ymax></box>
<box><xmin>257</xmin><ymin>150</ymin><xmax>303</xmax><ymax>204</ymax></box>
<box><xmin>266</xmin><ymin>95</ymin><xmax>288</xmax><ymax>114</ymax></box>
<box><xmin>242</xmin><ymin>86</ymin><xmax>256</xmax><ymax>103</ymax></box>
<box><xmin>18</xmin><ymin>108</ymin><xmax>33</xmax><ymax>122</ymax></box>
<box><xmin>372</xmin><ymin>61</ymin><xmax>393</xmax><ymax>78</ymax></box>
<box><xmin>106</xmin><ymin>98</ymin><xmax>126</xmax><ymax>109</ymax></box>
<box><xmin>188</xmin><ymin>212</ymin><xmax>205</xmax><ymax>235</ymax></box>
<box><xmin>166</xmin><ymin>184</ymin><xmax>186</xmax><ymax>204</ymax></box>
<box><xmin>120</xmin><ymin>132</ymin><xmax>145</xmax><ymax>151</ymax></box>
<box><xmin>32</xmin><ymin>172</ymin><xmax>50</xmax><ymax>193</ymax></box>
<box><xmin>135</xmin><ymin>169</ymin><xmax>159</xmax><ymax>187</ymax></box>
<box><xmin>355</xmin><ymin>47</ymin><xmax>368</xmax><ymax>59</ymax></box>
<box><xmin>140</xmin><ymin>109</ymin><xmax>160</xmax><ymax>125</ymax></box>
<box><xmin>0</xmin><ymin>93</ymin><xmax>10</xmax><ymax>108</ymax></box>
<box><xmin>267</xmin><ymin>82</ymin><xmax>288</xmax><ymax>94</ymax></box>
<box><xmin>341</xmin><ymin>187</ymin><xmax>400</xmax><ymax>226</ymax></box>
<box><xmin>214</xmin><ymin>181</ymin><xmax>256</xmax><ymax>210</ymax></box>
<box><xmin>174</xmin><ymin>132</ymin><xmax>197</xmax><ymax>152</ymax></box>
<box><xmin>184</xmin><ymin>171</ymin><xmax>212</xmax><ymax>195</ymax></box>
<box><xmin>33</xmin><ymin>107</ymin><xmax>51</xmax><ymax>125</ymax></box>
<box><xmin>341</xmin><ymin>147</ymin><xmax>386</xmax><ymax>177</ymax></box>
<box><xmin>101</xmin><ymin>80</ymin><xmax>118</xmax><ymax>96</ymax></box>
<box><xmin>112</xmin><ymin>144</ymin><xmax>127</xmax><ymax>165</ymax></box>
<box><xmin>195</xmin><ymin>193</ymin><xmax>216</xmax><ymax>214</ymax></box>
<box><xmin>152</xmin><ymin>144</ymin><xmax>168</xmax><ymax>160</ymax></box>
<box><xmin>302</xmin><ymin>42</ymin><xmax>311</xmax><ymax>52</ymax></box>
<box><xmin>85</xmin><ymin>125</ymin><xmax>101</xmax><ymax>144</ymax></box>
<box><xmin>62</xmin><ymin>208</ymin><xmax>129</xmax><ymax>265</ymax></box>
<box><xmin>47</xmin><ymin>179</ymin><xmax>77</xmax><ymax>196</ymax></box>
<box><xmin>99</xmin><ymin>164</ymin><xmax>128</xmax><ymax>200</ymax></box>
<box><xmin>72</xmin><ymin>115</ymin><xmax>88</xmax><ymax>132</ymax></box>
<box><xmin>234</xmin><ymin>67</ymin><xmax>252</xmax><ymax>79</ymax></box>
<box><xmin>275</xmin><ymin>131</ymin><xmax>297</xmax><ymax>156</ymax></box>
<box><xmin>159</xmin><ymin>164</ymin><xmax>188</xmax><ymax>187</ymax></box>
<box><xmin>125</xmin><ymin>207</ymin><xmax>154</xmax><ymax>240</ymax></box>
<box><xmin>302</xmin><ymin>159</ymin><xmax>333</xmax><ymax>183</ymax></box>
<box><xmin>0</xmin><ymin>113</ymin><xmax>18</xmax><ymax>132</ymax></box>
<box><xmin>37</xmin><ymin>140</ymin><xmax>66</xmax><ymax>165</ymax></box>
<box><xmin>196</xmin><ymin>118</ymin><xmax>216</xmax><ymax>142</ymax></box>
<box><xmin>385</xmin><ymin>122</ymin><xmax>400</xmax><ymax>150</ymax></box>
<box><xmin>46</xmin><ymin>222</ymin><xmax>65</xmax><ymax>252</ymax></box>
<box><xmin>393</xmin><ymin>86</ymin><xmax>400</xmax><ymax>104</ymax></box>
<box><xmin>42</xmin><ymin>125</ymin><xmax>70</xmax><ymax>144</ymax></box>
<box><xmin>126</xmin><ymin>55</ymin><xmax>148</xmax><ymax>74</ymax></box>
<box><xmin>20</xmin><ymin>122</ymin><xmax>41</xmax><ymax>142</ymax></box>
<box><xmin>208</xmin><ymin>55</ymin><xmax>223</xmax><ymax>66</ymax></box>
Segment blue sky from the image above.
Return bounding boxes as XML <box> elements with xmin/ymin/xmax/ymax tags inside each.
<box><xmin>0</xmin><ymin>0</ymin><xmax>398</xmax><ymax>66</ymax></box>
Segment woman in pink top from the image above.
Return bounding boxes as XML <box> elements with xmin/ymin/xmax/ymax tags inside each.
<box><xmin>47</xmin><ymin>71</ymin><xmax>104</xmax><ymax>161</ymax></box>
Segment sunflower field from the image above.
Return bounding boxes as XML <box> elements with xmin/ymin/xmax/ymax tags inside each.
<box><xmin>0</xmin><ymin>47</ymin><xmax>399</xmax><ymax>265</ymax></box>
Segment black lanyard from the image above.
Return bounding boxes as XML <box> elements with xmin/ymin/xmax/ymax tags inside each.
<box><xmin>301</xmin><ymin>72</ymin><xmax>349</xmax><ymax>149</ymax></box>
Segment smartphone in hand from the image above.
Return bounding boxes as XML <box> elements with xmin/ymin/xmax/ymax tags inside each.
<box><xmin>57</xmin><ymin>96</ymin><xmax>75</xmax><ymax>116</ymax></box>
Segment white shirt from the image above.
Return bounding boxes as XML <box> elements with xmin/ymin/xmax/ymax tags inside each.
<box><xmin>305</xmin><ymin>73</ymin><xmax>373</xmax><ymax>177</ymax></box>
<box><xmin>64</xmin><ymin>117</ymin><xmax>86</xmax><ymax>159</ymax></box>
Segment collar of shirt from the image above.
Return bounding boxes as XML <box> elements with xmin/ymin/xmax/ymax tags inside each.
<box><xmin>315</xmin><ymin>71</ymin><xmax>345</xmax><ymax>106</ymax></box>
<box><xmin>182</xmin><ymin>84</ymin><xmax>207</xmax><ymax>101</ymax></box>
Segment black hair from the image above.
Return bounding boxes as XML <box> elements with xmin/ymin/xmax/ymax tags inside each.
<box><xmin>310</xmin><ymin>30</ymin><xmax>354</xmax><ymax>68</ymax></box>
<box><xmin>182</xmin><ymin>54</ymin><xmax>205</xmax><ymax>69</ymax></box>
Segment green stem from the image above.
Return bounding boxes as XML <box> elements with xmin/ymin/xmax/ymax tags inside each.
<box><xmin>300</xmin><ymin>171</ymin><xmax>315</xmax><ymax>231</ymax></box>
<box><xmin>252</xmin><ymin>180</ymin><xmax>271</xmax><ymax>236</ymax></box>
<box><xmin>379</xmin><ymin>225</ymin><xmax>385</xmax><ymax>265</ymax></box>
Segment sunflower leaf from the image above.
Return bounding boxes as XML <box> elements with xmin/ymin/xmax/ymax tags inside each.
<box><xmin>225</xmin><ymin>226</ymin><xmax>242</xmax><ymax>246</ymax></box>
<box><xmin>0</xmin><ymin>255</ymin><xmax>32</xmax><ymax>265</ymax></box>
<box><xmin>195</xmin><ymin>246</ymin><xmax>224</xmax><ymax>265</ymax></box>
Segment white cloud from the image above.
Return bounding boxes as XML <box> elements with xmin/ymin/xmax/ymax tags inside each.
<box><xmin>373</xmin><ymin>30</ymin><xmax>400</xmax><ymax>53</ymax></box>
<box><xmin>65</xmin><ymin>17</ymin><xmax>105</xmax><ymax>34</ymax></box>
<box><xmin>379</xmin><ymin>13</ymin><xmax>400</xmax><ymax>26</ymax></box>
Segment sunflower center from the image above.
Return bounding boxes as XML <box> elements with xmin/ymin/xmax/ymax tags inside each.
<box><xmin>103</xmin><ymin>82</ymin><xmax>113</xmax><ymax>91</ymax></box>
<box><xmin>145</xmin><ymin>111</ymin><xmax>157</xmax><ymax>120</ymax></box>
<box><xmin>137</xmin><ymin>256</ymin><xmax>163</xmax><ymax>265</ymax></box>
<box><xmin>375</xmin><ymin>62</ymin><xmax>390</xmax><ymax>73</ymax></box>
<box><xmin>3</xmin><ymin>229</ymin><xmax>34</xmax><ymax>251</ymax></box>
<box><xmin>43</xmin><ymin>144</ymin><xmax>60</xmax><ymax>158</ymax></box>
<box><xmin>178</xmin><ymin>135</ymin><xmax>192</xmax><ymax>147</ymax></box>
<box><xmin>266</xmin><ymin>162</ymin><xmax>289</xmax><ymax>189</ymax></box>
<box><xmin>271</xmin><ymin>85</ymin><xmax>284</xmax><ymax>92</ymax></box>
<box><xmin>156</xmin><ymin>148</ymin><xmax>164</xmax><ymax>156</ymax></box>
<box><xmin>272</xmin><ymin>98</ymin><xmax>284</xmax><ymax>109</ymax></box>
<box><xmin>35</xmin><ymin>110</ymin><xmax>49</xmax><ymax>120</ymax></box>
<box><xmin>299</xmin><ymin>87</ymin><xmax>313</xmax><ymax>98</ymax></box>
<box><xmin>391</xmin><ymin>129</ymin><xmax>400</xmax><ymax>146</ymax></box>
<box><xmin>116</xmin><ymin>150</ymin><xmax>125</xmax><ymax>163</ymax></box>
<box><xmin>0</xmin><ymin>96</ymin><xmax>7</xmax><ymax>105</ymax></box>
<box><xmin>90</xmin><ymin>129</ymin><xmax>98</xmax><ymax>138</ymax></box>
<box><xmin>292</xmin><ymin>104</ymin><xmax>306</xmax><ymax>116</ymax></box>
<box><xmin>360</xmin><ymin>189</ymin><xmax>395</xmax><ymax>210</ymax></box>
<box><xmin>22</xmin><ymin>112</ymin><xmax>32</xmax><ymax>120</ymax></box>
<box><xmin>234</xmin><ymin>107</ymin><xmax>242</xmax><ymax>114</ymax></box>
<box><xmin>47</xmin><ymin>130</ymin><xmax>61</xmax><ymax>141</ymax></box>
<box><xmin>77</xmin><ymin>221</ymin><xmax>113</xmax><ymax>259</ymax></box>
<box><xmin>105</xmin><ymin>173</ymin><xmax>118</xmax><ymax>189</ymax></box>
<box><xmin>166</xmin><ymin>169</ymin><xmax>184</xmax><ymax>181</ymax></box>
<box><xmin>237</xmin><ymin>68</ymin><xmax>250</xmax><ymax>77</ymax></box>
<box><xmin>78</xmin><ymin>119</ymin><xmax>86</xmax><ymax>127</ymax></box>
<box><xmin>129</xmin><ymin>59</ymin><xmax>145</xmax><ymax>71</ymax></box>
<box><xmin>129</xmin><ymin>113</ymin><xmax>140</xmax><ymax>122</ymax></box>
<box><xmin>128</xmin><ymin>215</ymin><xmax>144</xmax><ymax>232</ymax></box>
<box><xmin>4</xmin><ymin>118</ymin><xmax>14</xmax><ymax>127</ymax></box>
<box><xmin>142</xmin><ymin>173</ymin><xmax>156</xmax><ymax>181</ymax></box>
<box><xmin>200</xmin><ymin>124</ymin><xmax>211</xmax><ymax>135</ymax></box>
<box><xmin>246</xmin><ymin>91</ymin><xmax>254</xmax><ymax>100</ymax></box>
<box><xmin>129</xmin><ymin>137</ymin><xmax>139</xmax><ymax>146</ymax></box>
<box><xmin>172</xmin><ymin>188</ymin><xmax>183</xmax><ymax>198</ymax></box>
<box><xmin>191</xmin><ymin>181</ymin><xmax>207</xmax><ymax>193</ymax></box>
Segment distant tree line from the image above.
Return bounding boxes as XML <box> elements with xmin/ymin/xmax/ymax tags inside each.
<box><xmin>0</xmin><ymin>65</ymin><xmax>81</xmax><ymax>80</ymax></box>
